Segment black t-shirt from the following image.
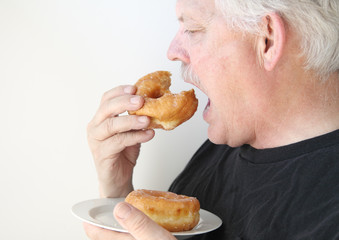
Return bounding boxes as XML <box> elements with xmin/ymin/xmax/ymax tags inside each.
<box><xmin>169</xmin><ymin>130</ymin><xmax>339</xmax><ymax>240</ymax></box>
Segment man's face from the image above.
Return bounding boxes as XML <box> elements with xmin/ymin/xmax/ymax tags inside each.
<box><xmin>168</xmin><ymin>0</ymin><xmax>264</xmax><ymax>146</ymax></box>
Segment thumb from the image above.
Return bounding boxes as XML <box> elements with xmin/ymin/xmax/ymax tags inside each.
<box><xmin>114</xmin><ymin>202</ymin><xmax>176</xmax><ymax>240</ymax></box>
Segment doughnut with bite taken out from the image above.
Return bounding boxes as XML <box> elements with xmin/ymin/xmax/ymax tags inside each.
<box><xmin>128</xmin><ymin>71</ymin><xmax>198</xmax><ymax>130</ymax></box>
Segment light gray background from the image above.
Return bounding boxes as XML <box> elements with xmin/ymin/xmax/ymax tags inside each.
<box><xmin>0</xmin><ymin>0</ymin><xmax>208</xmax><ymax>239</ymax></box>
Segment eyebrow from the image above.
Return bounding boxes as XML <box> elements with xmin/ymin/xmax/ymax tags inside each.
<box><xmin>178</xmin><ymin>15</ymin><xmax>198</xmax><ymax>23</ymax></box>
<box><xmin>177</xmin><ymin>12</ymin><xmax>214</xmax><ymax>25</ymax></box>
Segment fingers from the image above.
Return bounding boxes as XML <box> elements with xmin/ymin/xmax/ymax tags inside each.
<box><xmin>100</xmin><ymin>85</ymin><xmax>136</xmax><ymax>104</ymax></box>
<box><xmin>83</xmin><ymin>222</ymin><xmax>135</xmax><ymax>240</ymax></box>
<box><xmin>114</xmin><ymin>203</ymin><xmax>176</xmax><ymax>240</ymax></box>
<box><xmin>90</xmin><ymin>115</ymin><xmax>151</xmax><ymax>141</ymax></box>
<box><xmin>95</xmin><ymin>129</ymin><xmax>155</xmax><ymax>158</ymax></box>
<box><xmin>91</xmin><ymin>85</ymin><xmax>139</xmax><ymax>124</ymax></box>
<box><xmin>88</xmin><ymin>84</ymin><xmax>151</xmax><ymax>142</ymax></box>
<box><xmin>93</xmin><ymin>94</ymin><xmax>144</xmax><ymax>126</ymax></box>
<box><xmin>86</xmin><ymin>84</ymin><xmax>154</xmax><ymax>198</ymax></box>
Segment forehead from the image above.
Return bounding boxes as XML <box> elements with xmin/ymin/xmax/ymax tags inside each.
<box><xmin>176</xmin><ymin>0</ymin><xmax>216</xmax><ymax>22</ymax></box>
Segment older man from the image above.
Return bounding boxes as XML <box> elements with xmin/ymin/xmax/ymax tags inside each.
<box><xmin>84</xmin><ymin>0</ymin><xmax>339</xmax><ymax>239</ymax></box>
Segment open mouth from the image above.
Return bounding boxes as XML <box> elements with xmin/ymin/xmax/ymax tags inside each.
<box><xmin>203</xmin><ymin>98</ymin><xmax>210</xmax><ymax>120</ymax></box>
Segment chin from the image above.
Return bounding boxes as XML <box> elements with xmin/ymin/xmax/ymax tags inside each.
<box><xmin>207</xmin><ymin>127</ymin><xmax>228</xmax><ymax>145</ymax></box>
<box><xmin>207</xmin><ymin>126</ymin><xmax>245</xmax><ymax>147</ymax></box>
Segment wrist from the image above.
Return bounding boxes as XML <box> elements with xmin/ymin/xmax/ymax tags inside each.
<box><xmin>99</xmin><ymin>182</ymin><xmax>133</xmax><ymax>198</ymax></box>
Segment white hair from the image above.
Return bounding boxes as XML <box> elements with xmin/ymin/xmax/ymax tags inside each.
<box><xmin>181</xmin><ymin>63</ymin><xmax>201</xmax><ymax>86</ymax></box>
<box><xmin>215</xmin><ymin>0</ymin><xmax>339</xmax><ymax>80</ymax></box>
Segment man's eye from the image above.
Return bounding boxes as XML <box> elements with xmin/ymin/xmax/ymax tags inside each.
<box><xmin>184</xmin><ymin>29</ymin><xmax>199</xmax><ymax>35</ymax></box>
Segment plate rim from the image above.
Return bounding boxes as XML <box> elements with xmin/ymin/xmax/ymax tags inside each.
<box><xmin>71</xmin><ymin>197</ymin><xmax>222</xmax><ymax>236</ymax></box>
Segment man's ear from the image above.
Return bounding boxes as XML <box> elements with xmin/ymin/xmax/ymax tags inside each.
<box><xmin>257</xmin><ymin>13</ymin><xmax>286</xmax><ymax>71</ymax></box>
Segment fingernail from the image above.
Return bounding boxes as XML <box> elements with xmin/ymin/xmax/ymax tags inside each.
<box><xmin>124</xmin><ymin>86</ymin><xmax>134</xmax><ymax>94</ymax></box>
<box><xmin>138</xmin><ymin>116</ymin><xmax>148</xmax><ymax>123</ymax></box>
<box><xmin>115</xmin><ymin>203</ymin><xmax>132</xmax><ymax>220</ymax></box>
<box><xmin>130</xmin><ymin>96</ymin><xmax>141</xmax><ymax>104</ymax></box>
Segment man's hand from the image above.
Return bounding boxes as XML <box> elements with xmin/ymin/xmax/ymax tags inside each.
<box><xmin>83</xmin><ymin>202</ymin><xmax>176</xmax><ymax>240</ymax></box>
<box><xmin>87</xmin><ymin>85</ymin><xmax>155</xmax><ymax>198</ymax></box>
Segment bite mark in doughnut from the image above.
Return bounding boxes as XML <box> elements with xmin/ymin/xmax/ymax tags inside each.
<box><xmin>125</xmin><ymin>189</ymin><xmax>200</xmax><ymax>232</ymax></box>
<box><xmin>128</xmin><ymin>71</ymin><xmax>198</xmax><ymax>130</ymax></box>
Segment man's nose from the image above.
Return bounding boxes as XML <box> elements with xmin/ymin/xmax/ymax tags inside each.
<box><xmin>167</xmin><ymin>32</ymin><xmax>190</xmax><ymax>63</ymax></box>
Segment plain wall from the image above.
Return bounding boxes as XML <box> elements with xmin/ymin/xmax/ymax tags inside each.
<box><xmin>0</xmin><ymin>0</ymin><xmax>208</xmax><ymax>239</ymax></box>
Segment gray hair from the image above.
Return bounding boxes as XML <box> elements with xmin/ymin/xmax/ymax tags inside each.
<box><xmin>215</xmin><ymin>0</ymin><xmax>339</xmax><ymax>80</ymax></box>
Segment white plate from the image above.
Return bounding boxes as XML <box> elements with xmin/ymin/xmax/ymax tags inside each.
<box><xmin>72</xmin><ymin>198</ymin><xmax>222</xmax><ymax>239</ymax></box>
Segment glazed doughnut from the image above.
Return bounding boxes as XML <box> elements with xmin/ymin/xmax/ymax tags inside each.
<box><xmin>128</xmin><ymin>71</ymin><xmax>198</xmax><ymax>130</ymax></box>
<box><xmin>125</xmin><ymin>189</ymin><xmax>200</xmax><ymax>232</ymax></box>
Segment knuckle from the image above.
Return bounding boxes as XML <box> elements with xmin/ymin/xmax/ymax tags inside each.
<box><xmin>113</xmin><ymin>132</ymin><xmax>127</xmax><ymax>147</ymax></box>
<box><xmin>112</xmin><ymin>130</ymin><xmax>146</xmax><ymax>149</ymax></box>
<box><xmin>86</xmin><ymin>122</ymin><xmax>93</xmax><ymax>139</ymax></box>
<box><xmin>87</xmin><ymin>127</ymin><xmax>99</xmax><ymax>147</ymax></box>
<box><xmin>87</xmin><ymin>121</ymin><xmax>96</xmax><ymax>139</ymax></box>
<box><xmin>106</xmin><ymin>117</ymin><xmax>116</xmax><ymax>136</ymax></box>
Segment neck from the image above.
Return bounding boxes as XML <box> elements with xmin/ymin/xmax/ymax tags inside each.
<box><xmin>252</xmin><ymin>72</ymin><xmax>339</xmax><ymax>149</ymax></box>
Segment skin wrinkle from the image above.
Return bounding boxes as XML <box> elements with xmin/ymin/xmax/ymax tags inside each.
<box><xmin>169</xmin><ymin>0</ymin><xmax>339</xmax><ymax>148</ymax></box>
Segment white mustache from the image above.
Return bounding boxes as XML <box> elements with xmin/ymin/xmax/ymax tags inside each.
<box><xmin>181</xmin><ymin>64</ymin><xmax>201</xmax><ymax>86</ymax></box>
